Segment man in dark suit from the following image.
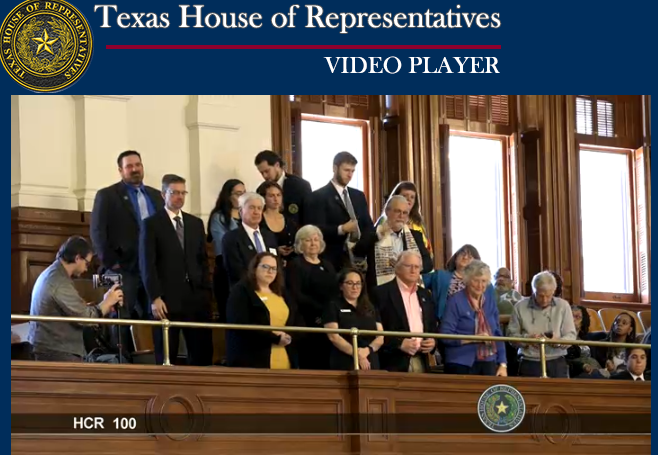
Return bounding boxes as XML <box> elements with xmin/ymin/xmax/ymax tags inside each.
<box><xmin>353</xmin><ymin>195</ymin><xmax>433</xmax><ymax>293</ymax></box>
<box><xmin>372</xmin><ymin>251</ymin><xmax>437</xmax><ymax>373</ymax></box>
<box><xmin>139</xmin><ymin>174</ymin><xmax>213</xmax><ymax>366</ymax></box>
<box><xmin>611</xmin><ymin>347</ymin><xmax>650</xmax><ymax>381</ymax></box>
<box><xmin>91</xmin><ymin>151</ymin><xmax>164</xmax><ymax>355</ymax></box>
<box><xmin>222</xmin><ymin>192</ymin><xmax>278</xmax><ymax>287</ymax></box>
<box><xmin>255</xmin><ymin>150</ymin><xmax>312</xmax><ymax>225</ymax></box>
<box><xmin>304</xmin><ymin>151</ymin><xmax>374</xmax><ymax>272</ymax></box>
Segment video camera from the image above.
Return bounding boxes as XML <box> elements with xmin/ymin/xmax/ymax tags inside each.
<box><xmin>92</xmin><ymin>272</ymin><xmax>123</xmax><ymax>289</ymax></box>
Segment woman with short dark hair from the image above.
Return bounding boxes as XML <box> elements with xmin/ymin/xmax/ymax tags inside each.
<box><xmin>226</xmin><ymin>252</ymin><xmax>304</xmax><ymax>369</ymax></box>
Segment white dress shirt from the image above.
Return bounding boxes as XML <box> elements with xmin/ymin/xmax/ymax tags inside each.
<box><xmin>242</xmin><ymin>222</ymin><xmax>262</xmax><ymax>251</ymax></box>
<box><xmin>630</xmin><ymin>372</ymin><xmax>645</xmax><ymax>381</ymax></box>
<box><xmin>331</xmin><ymin>180</ymin><xmax>350</xmax><ymax>236</ymax></box>
<box><xmin>277</xmin><ymin>171</ymin><xmax>286</xmax><ymax>189</ymax></box>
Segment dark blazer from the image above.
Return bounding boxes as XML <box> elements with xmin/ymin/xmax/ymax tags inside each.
<box><xmin>610</xmin><ymin>370</ymin><xmax>651</xmax><ymax>381</ymax></box>
<box><xmin>304</xmin><ymin>182</ymin><xmax>374</xmax><ymax>271</ymax></box>
<box><xmin>372</xmin><ymin>279</ymin><xmax>437</xmax><ymax>372</ymax></box>
<box><xmin>282</xmin><ymin>173</ymin><xmax>312</xmax><ymax>225</ymax></box>
<box><xmin>586</xmin><ymin>331</ymin><xmax>613</xmax><ymax>368</ymax></box>
<box><xmin>222</xmin><ymin>224</ymin><xmax>278</xmax><ymax>286</ymax></box>
<box><xmin>352</xmin><ymin>229</ymin><xmax>433</xmax><ymax>293</ymax></box>
<box><xmin>286</xmin><ymin>256</ymin><xmax>338</xmax><ymax>325</ymax></box>
<box><xmin>226</xmin><ymin>279</ymin><xmax>304</xmax><ymax>369</ymax></box>
<box><xmin>139</xmin><ymin>210</ymin><xmax>210</xmax><ymax>315</ymax></box>
<box><xmin>91</xmin><ymin>182</ymin><xmax>164</xmax><ymax>273</ymax></box>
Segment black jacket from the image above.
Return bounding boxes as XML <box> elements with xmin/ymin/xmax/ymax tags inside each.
<box><xmin>91</xmin><ymin>182</ymin><xmax>164</xmax><ymax>273</ymax></box>
<box><xmin>352</xmin><ymin>228</ymin><xmax>433</xmax><ymax>294</ymax></box>
<box><xmin>610</xmin><ymin>370</ymin><xmax>651</xmax><ymax>381</ymax></box>
<box><xmin>139</xmin><ymin>210</ymin><xmax>210</xmax><ymax>315</ymax></box>
<box><xmin>304</xmin><ymin>182</ymin><xmax>374</xmax><ymax>271</ymax></box>
<box><xmin>281</xmin><ymin>173</ymin><xmax>312</xmax><ymax>225</ymax></box>
<box><xmin>222</xmin><ymin>224</ymin><xmax>278</xmax><ymax>287</ymax></box>
<box><xmin>372</xmin><ymin>279</ymin><xmax>437</xmax><ymax>372</ymax></box>
<box><xmin>226</xmin><ymin>279</ymin><xmax>304</xmax><ymax>369</ymax></box>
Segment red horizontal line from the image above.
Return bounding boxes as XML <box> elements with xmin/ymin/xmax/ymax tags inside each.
<box><xmin>106</xmin><ymin>44</ymin><xmax>500</xmax><ymax>50</ymax></box>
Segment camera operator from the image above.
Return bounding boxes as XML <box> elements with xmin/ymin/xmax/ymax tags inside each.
<box><xmin>28</xmin><ymin>236</ymin><xmax>124</xmax><ymax>363</ymax></box>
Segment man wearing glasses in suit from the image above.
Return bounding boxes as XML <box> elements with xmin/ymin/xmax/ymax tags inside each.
<box><xmin>139</xmin><ymin>175</ymin><xmax>213</xmax><ymax>366</ymax></box>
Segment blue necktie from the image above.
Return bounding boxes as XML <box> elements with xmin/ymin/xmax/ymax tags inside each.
<box><xmin>253</xmin><ymin>231</ymin><xmax>265</xmax><ymax>253</ymax></box>
<box><xmin>136</xmin><ymin>189</ymin><xmax>150</xmax><ymax>220</ymax></box>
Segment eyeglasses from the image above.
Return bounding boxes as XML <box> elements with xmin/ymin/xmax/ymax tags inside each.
<box><xmin>343</xmin><ymin>281</ymin><xmax>363</xmax><ymax>288</ymax></box>
<box><xmin>259</xmin><ymin>264</ymin><xmax>278</xmax><ymax>274</ymax></box>
<box><xmin>399</xmin><ymin>264</ymin><xmax>421</xmax><ymax>271</ymax></box>
<box><xmin>166</xmin><ymin>190</ymin><xmax>189</xmax><ymax>197</ymax></box>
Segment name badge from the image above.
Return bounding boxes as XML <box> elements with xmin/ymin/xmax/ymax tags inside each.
<box><xmin>269</xmin><ymin>248</ymin><xmax>278</xmax><ymax>256</ymax></box>
<box><xmin>340</xmin><ymin>309</ymin><xmax>352</xmax><ymax>313</ymax></box>
<box><xmin>260</xmin><ymin>297</ymin><xmax>268</xmax><ymax>302</ymax></box>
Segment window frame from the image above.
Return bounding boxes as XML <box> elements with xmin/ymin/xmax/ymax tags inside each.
<box><xmin>447</xmin><ymin>130</ymin><xmax>519</xmax><ymax>279</ymax></box>
<box><xmin>299</xmin><ymin>113</ymin><xmax>372</xmax><ymax>207</ymax></box>
<box><xmin>576</xmin><ymin>144</ymin><xmax>641</xmax><ymax>304</ymax></box>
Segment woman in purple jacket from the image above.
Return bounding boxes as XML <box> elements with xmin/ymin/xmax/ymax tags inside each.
<box><xmin>440</xmin><ymin>260</ymin><xmax>507</xmax><ymax>376</ymax></box>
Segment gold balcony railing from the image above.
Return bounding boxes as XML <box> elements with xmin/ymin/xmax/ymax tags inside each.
<box><xmin>11</xmin><ymin>314</ymin><xmax>650</xmax><ymax>378</ymax></box>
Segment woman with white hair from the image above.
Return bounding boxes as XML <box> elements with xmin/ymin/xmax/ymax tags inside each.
<box><xmin>507</xmin><ymin>271</ymin><xmax>577</xmax><ymax>378</ymax></box>
<box><xmin>440</xmin><ymin>260</ymin><xmax>507</xmax><ymax>376</ymax></box>
<box><xmin>286</xmin><ymin>225</ymin><xmax>338</xmax><ymax>370</ymax></box>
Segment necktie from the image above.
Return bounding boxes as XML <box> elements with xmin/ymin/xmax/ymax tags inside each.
<box><xmin>254</xmin><ymin>231</ymin><xmax>265</xmax><ymax>253</ymax></box>
<box><xmin>342</xmin><ymin>188</ymin><xmax>361</xmax><ymax>242</ymax></box>
<box><xmin>136</xmin><ymin>189</ymin><xmax>150</xmax><ymax>220</ymax></box>
<box><xmin>174</xmin><ymin>216</ymin><xmax>185</xmax><ymax>249</ymax></box>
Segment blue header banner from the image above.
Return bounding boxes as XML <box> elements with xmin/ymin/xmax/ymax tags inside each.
<box><xmin>0</xmin><ymin>0</ymin><xmax>654</xmax><ymax>93</ymax></box>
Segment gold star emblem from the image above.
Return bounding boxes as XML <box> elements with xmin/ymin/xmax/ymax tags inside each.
<box><xmin>32</xmin><ymin>29</ymin><xmax>58</xmax><ymax>56</ymax></box>
<box><xmin>496</xmin><ymin>401</ymin><xmax>509</xmax><ymax>415</ymax></box>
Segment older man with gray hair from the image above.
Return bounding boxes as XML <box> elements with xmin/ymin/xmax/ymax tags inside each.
<box><xmin>373</xmin><ymin>250</ymin><xmax>437</xmax><ymax>373</ymax></box>
<box><xmin>222</xmin><ymin>192</ymin><xmax>278</xmax><ymax>286</ymax></box>
<box><xmin>507</xmin><ymin>271</ymin><xmax>576</xmax><ymax>378</ymax></box>
<box><xmin>352</xmin><ymin>195</ymin><xmax>432</xmax><ymax>293</ymax></box>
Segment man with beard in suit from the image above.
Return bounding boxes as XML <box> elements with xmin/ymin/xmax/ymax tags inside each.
<box><xmin>91</xmin><ymin>151</ymin><xmax>164</xmax><ymax>356</ymax></box>
<box><xmin>255</xmin><ymin>150</ymin><xmax>312</xmax><ymax>225</ymax></box>
<box><xmin>304</xmin><ymin>151</ymin><xmax>374</xmax><ymax>272</ymax></box>
<box><xmin>139</xmin><ymin>174</ymin><xmax>213</xmax><ymax>366</ymax></box>
<box><xmin>222</xmin><ymin>192</ymin><xmax>278</xmax><ymax>287</ymax></box>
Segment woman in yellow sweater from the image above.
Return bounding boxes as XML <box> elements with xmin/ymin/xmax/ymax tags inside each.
<box><xmin>376</xmin><ymin>181</ymin><xmax>433</xmax><ymax>257</ymax></box>
<box><xmin>226</xmin><ymin>252</ymin><xmax>304</xmax><ymax>369</ymax></box>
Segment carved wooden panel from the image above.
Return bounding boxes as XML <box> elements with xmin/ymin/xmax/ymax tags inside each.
<box><xmin>11</xmin><ymin>207</ymin><xmax>88</xmax><ymax>315</ymax></box>
<box><xmin>11</xmin><ymin>364</ymin><xmax>650</xmax><ymax>455</ymax></box>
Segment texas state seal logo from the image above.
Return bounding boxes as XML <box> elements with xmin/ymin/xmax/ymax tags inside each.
<box><xmin>477</xmin><ymin>384</ymin><xmax>526</xmax><ymax>433</ymax></box>
<box><xmin>1</xmin><ymin>0</ymin><xmax>93</xmax><ymax>92</ymax></box>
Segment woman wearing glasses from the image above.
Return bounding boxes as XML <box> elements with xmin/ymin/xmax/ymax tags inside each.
<box><xmin>226</xmin><ymin>252</ymin><xmax>304</xmax><ymax>369</ymax></box>
<box><xmin>207</xmin><ymin>179</ymin><xmax>246</xmax><ymax>323</ymax></box>
<box><xmin>323</xmin><ymin>269</ymin><xmax>384</xmax><ymax>371</ymax></box>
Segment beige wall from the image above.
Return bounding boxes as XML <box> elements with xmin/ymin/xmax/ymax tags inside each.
<box><xmin>10</xmin><ymin>95</ymin><xmax>272</xmax><ymax>219</ymax></box>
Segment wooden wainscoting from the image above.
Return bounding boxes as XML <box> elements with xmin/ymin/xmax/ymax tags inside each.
<box><xmin>11</xmin><ymin>363</ymin><xmax>651</xmax><ymax>455</ymax></box>
<box><xmin>11</xmin><ymin>207</ymin><xmax>217</xmax><ymax>316</ymax></box>
<box><xmin>11</xmin><ymin>207</ymin><xmax>89</xmax><ymax>315</ymax></box>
